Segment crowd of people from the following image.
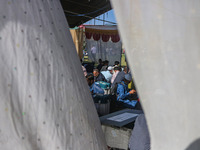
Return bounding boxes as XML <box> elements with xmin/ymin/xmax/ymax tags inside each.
<box><xmin>81</xmin><ymin>59</ymin><xmax>141</xmax><ymax>110</ymax></box>
<box><xmin>82</xmin><ymin>59</ymin><xmax>149</xmax><ymax>150</ymax></box>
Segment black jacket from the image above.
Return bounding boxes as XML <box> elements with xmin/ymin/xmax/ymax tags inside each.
<box><xmin>94</xmin><ymin>73</ymin><xmax>106</xmax><ymax>82</ymax></box>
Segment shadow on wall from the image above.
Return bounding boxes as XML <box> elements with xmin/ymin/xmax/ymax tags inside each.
<box><xmin>186</xmin><ymin>138</ymin><xmax>200</xmax><ymax>150</ymax></box>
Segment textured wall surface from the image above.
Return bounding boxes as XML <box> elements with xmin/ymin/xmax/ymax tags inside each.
<box><xmin>0</xmin><ymin>0</ymin><xmax>106</xmax><ymax>149</ymax></box>
<box><xmin>111</xmin><ymin>0</ymin><xmax>200</xmax><ymax>149</ymax></box>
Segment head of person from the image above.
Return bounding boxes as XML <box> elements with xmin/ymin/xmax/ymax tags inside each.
<box><xmin>113</xmin><ymin>66</ymin><xmax>120</xmax><ymax>73</ymax></box>
<box><xmin>114</xmin><ymin>61</ymin><xmax>120</xmax><ymax>66</ymax></box>
<box><xmin>104</xmin><ymin>60</ymin><xmax>109</xmax><ymax>66</ymax></box>
<box><xmin>123</xmin><ymin>66</ymin><xmax>128</xmax><ymax>74</ymax></box>
<box><xmin>99</xmin><ymin>59</ymin><xmax>102</xmax><ymax>64</ymax></box>
<box><xmin>107</xmin><ymin>66</ymin><xmax>114</xmax><ymax>74</ymax></box>
<box><xmin>93</xmin><ymin>69</ymin><xmax>99</xmax><ymax>77</ymax></box>
<box><xmin>86</xmin><ymin>74</ymin><xmax>94</xmax><ymax>86</ymax></box>
<box><xmin>124</xmin><ymin>74</ymin><xmax>132</xmax><ymax>85</ymax></box>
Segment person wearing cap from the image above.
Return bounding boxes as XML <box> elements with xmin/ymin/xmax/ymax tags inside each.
<box><xmin>116</xmin><ymin>74</ymin><xmax>138</xmax><ymax>108</ymax></box>
<box><xmin>101</xmin><ymin>66</ymin><xmax>113</xmax><ymax>83</ymax></box>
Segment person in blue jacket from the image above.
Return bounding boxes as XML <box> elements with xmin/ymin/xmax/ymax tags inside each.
<box><xmin>86</xmin><ymin>74</ymin><xmax>104</xmax><ymax>96</ymax></box>
<box><xmin>116</xmin><ymin>74</ymin><xmax>138</xmax><ymax>108</ymax></box>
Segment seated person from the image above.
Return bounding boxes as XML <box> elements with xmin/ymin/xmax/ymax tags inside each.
<box><xmin>86</xmin><ymin>74</ymin><xmax>104</xmax><ymax>96</ymax></box>
<box><xmin>101</xmin><ymin>66</ymin><xmax>113</xmax><ymax>83</ymax></box>
<box><xmin>111</xmin><ymin>66</ymin><xmax>126</xmax><ymax>88</ymax></box>
<box><xmin>116</xmin><ymin>74</ymin><xmax>138</xmax><ymax>108</ymax></box>
<box><xmin>93</xmin><ymin>69</ymin><xmax>106</xmax><ymax>82</ymax></box>
<box><xmin>111</xmin><ymin>66</ymin><xmax>120</xmax><ymax>84</ymax></box>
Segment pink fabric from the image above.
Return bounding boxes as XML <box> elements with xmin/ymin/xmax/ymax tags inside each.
<box><xmin>82</xmin><ymin>66</ymin><xmax>87</xmax><ymax>76</ymax></box>
<box><xmin>111</xmin><ymin>70</ymin><xmax>119</xmax><ymax>83</ymax></box>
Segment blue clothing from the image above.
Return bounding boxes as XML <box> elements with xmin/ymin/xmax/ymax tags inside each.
<box><xmin>117</xmin><ymin>81</ymin><xmax>137</xmax><ymax>107</ymax></box>
<box><xmin>101</xmin><ymin>71</ymin><xmax>112</xmax><ymax>82</ymax></box>
<box><xmin>90</xmin><ymin>82</ymin><xmax>104</xmax><ymax>95</ymax></box>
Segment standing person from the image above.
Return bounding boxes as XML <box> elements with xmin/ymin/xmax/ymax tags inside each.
<box><xmin>90</xmin><ymin>45</ymin><xmax>97</xmax><ymax>61</ymax></box>
<box><xmin>101</xmin><ymin>66</ymin><xmax>113</xmax><ymax>83</ymax></box>
<box><xmin>93</xmin><ymin>69</ymin><xmax>106</xmax><ymax>82</ymax></box>
<box><xmin>91</xmin><ymin>45</ymin><xmax>97</xmax><ymax>54</ymax></box>
<box><xmin>97</xmin><ymin>59</ymin><xmax>103</xmax><ymax>71</ymax></box>
<box><xmin>100</xmin><ymin>60</ymin><xmax>109</xmax><ymax>71</ymax></box>
<box><xmin>86</xmin><ymin>74</ymin><xmax>104</xmax><ymax>96</ymax></box>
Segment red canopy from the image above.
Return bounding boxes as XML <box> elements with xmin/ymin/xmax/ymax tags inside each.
<box><xmin>84</xmin><ymin>25</ymin><xmax>120</xmax><ymax>43</ymax></box>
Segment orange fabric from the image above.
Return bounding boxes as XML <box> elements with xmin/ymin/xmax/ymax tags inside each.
<box><xmin>70</xmin><ymin>28</ymin><xmax>84</xmax><ymax>59</ymax></box>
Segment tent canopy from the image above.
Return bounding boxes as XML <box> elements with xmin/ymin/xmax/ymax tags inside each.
<box><xmin>60</xmin><ymin>0</ymin><xmax>112</xmax><ymax>28</ymax></box>
<box><xmin>85</xmin><ymin>25</ymin><xmax>120</xmax><ymax>42</ymax></box>
<box><xmin>85</xmin><ymin>25</ymin><xmax>122</xmax><ymax>65</ymax></box>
